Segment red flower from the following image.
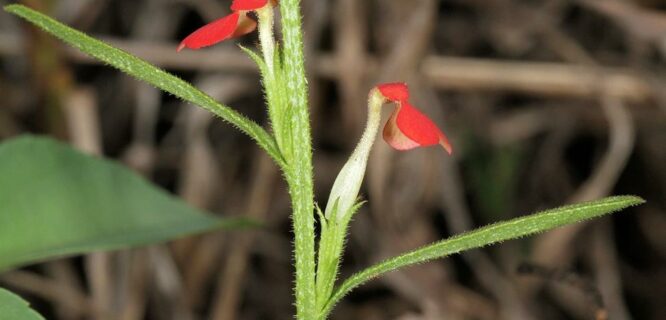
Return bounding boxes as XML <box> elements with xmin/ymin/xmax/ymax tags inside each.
<box><xmin>377</xmin><ymin>82</ymin><xmax>410</xmax><ymax>102</ymax></box>
<box><xmin>177</xmin><ymin>0</ymin><xmax>275</xmax><ymax>51</ymax></box>
<box><xmin>377</xmin><ymin>83</ymin><xmax>452</xmax><ymax>154</ymax></box>
<box><xmin>230</xmin><ymin>0</ymin><xmax>268</xmax><ymax>11</ymax></box>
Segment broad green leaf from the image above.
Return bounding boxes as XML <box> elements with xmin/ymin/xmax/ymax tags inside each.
<box><xmin>0</xmin><ymin>288</ymin><xmax>45</xmax><ymax>320</ymax></box>
<box><xmin>0</xmin><ymin>136</ymin><xmax>256</xmax><ymax>272</ymax></box>
<box><xmin>320</xmin><ymin>196</ymin><xmax>644</xmax><ymax>318</ymax></box>
<box><xmin>3</xmin><ymin>4</ymin><xmax>284</xmax><ymax>168</ymax></box>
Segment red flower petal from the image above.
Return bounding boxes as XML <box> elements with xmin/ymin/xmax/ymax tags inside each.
<box><xmin>383</xmin><ymin>101</ymin><xmax>453</xmax><ymax>154</ymax></box>
<box><xmin>383</xmin><ymin>105</ymin><xmax>420</xmax><ymax>150</ymax></box>
<box><xmin>232</xmin><ymin>13</ymin><xmax>258</xmax><ymax>37</ymax></box>
<box><xmin>177</xmin><ymin>12</ymin><xmax>240</xmax><ymax>51</ymax></box>
<box><xmin>231</xmin><ymin>0</ymin><xmax>268</xmax><ymax>11</ymax></box>
<box><xmin>377</xmin><ymin>82</ymin><xmax>409</xmax><ymax>102</ymax></box>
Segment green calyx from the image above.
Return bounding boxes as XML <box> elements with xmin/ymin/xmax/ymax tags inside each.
<box><xmin>324</xmin><ymin>89</ymin><xmax>384</xmax><ymax>221</ymax></box>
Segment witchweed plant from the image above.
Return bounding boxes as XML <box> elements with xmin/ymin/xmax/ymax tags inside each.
<box><xmin>4</xmin><ymin>1</ymin><xmax>645</xmax><ymax>319</ymax></box>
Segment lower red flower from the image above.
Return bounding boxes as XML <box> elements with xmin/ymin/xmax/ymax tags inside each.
<box><xmin>377</xmin><ymin>82</ymin><xmax>409</xmax><ymax>102</ymax></box>
<box><xmin>376</xmin><ymin>83</ymin><xmax>452</xmax><ymax>154</ymax></box>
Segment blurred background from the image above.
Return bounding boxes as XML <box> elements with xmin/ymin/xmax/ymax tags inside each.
<box><xmin>1</xmin><ymin>0</ymin><xmax>665</xmax><ymax>319</ymax></box>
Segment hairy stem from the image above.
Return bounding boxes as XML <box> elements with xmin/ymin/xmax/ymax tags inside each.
<box><xmin>279</xmin><ymin>0</ymin><xmax>316</xmax><ymax>319</ymax></box>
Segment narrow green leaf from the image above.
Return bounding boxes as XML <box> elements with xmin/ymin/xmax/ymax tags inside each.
<box><xmin>0</xmin><ymin>288</ymin><xmax>45</xmax><ymax>320</ymax></box>
<box><xmin>321</xmin><ymin>196</ymin><xmax>644</xmax><ymax>318</ymax></box>
<box><xmin>239</xmin><ymin>45</ymin><xmax>291</xmax><ymax>158</ymax></box>
<box><xmin>3</xmin><ymin>4</ymin><xmax>284</xmax><ymax>168</ymax></box>
<box><xmin>0</xmin><ymin>136</ymin><xmax>256</xmax><ymax>272</ymax></box>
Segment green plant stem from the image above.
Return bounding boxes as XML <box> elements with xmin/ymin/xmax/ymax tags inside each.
<box><xmin>279</xmin><ymin>0</ymin><xmax>317</xmax><ymax>319</ymax></box>
<box><xmin>318</xmin><ymin>195</ymin><xmax>644</xmax><ymax>319</ymax></box>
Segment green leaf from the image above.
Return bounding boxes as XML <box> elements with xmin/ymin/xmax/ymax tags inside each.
<box><xmin>0</xmin><ymin>136</ymin><xmax>256</xmax><ymax>272</ymax></box>
<box><xmin>3</xmin><ymin>4</ymin><xmax>284</xmax><ymax>168</ymax></box>
<box><xmin>320</xmin><ymin>196</ymin><xmax>644</xmax><ymax>318</ymax></box>
<box><xmin>0</xmin><ymin>288</ymin><xmax>45</xmax><ymax>320</ymax></box>
<box><xmin>239</xmin><ymin>45</ymin><xmax>291</xmax><ymax>158</ymax></box>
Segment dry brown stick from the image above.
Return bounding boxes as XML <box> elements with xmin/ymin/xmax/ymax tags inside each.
<box><xmin>517</xmin><ymin>262</ymin><xmax>607</xmax><ymax>319</ymax></box>
<box><xmin>0</xmin><ymin>270</ymin><xmax>92</xmax><ymax>316</ymax></box>
<box><xmin>147</xmin><ymin>246</ymin><xmax>195</xmax><ymax>320</ymax></box>
<box><xmin>31</xmin><ymin>26</ymin><xmax>107</xmax><ymax>316</ymax></box>
<box><xmin>63</xmin><ymin>87</ymin><xmax>102</xmax><ymax>154</ymax></box>
<box><xmin>118</xmin><ymin>6</ymin><xmax>225</xmax><ymax>313</ymax></box>
<box><xmin>69</xmin><ymin>37</ymin><xmax>257</xmax><ymax>72</ymax></box>
<box><xmin>189</xmin><ymin>0</ymin><xmax>229</xmax><ymax>22</ymax></box>
<box><xmin>0</xmin><ymin>32</ymin><xmax>654</xmax><ymax>102</ymax></box>
<box><xmin>577</xmin><ymin>0</ymin><xmax>666</xmax><ymax>44</ymax></box>
<box><xmin>420</xmin><ymin>57</ymin><xmax>652</xmax><ymax>103</ymax></box>
<box><xmin>83</xmin><ymin>190</ymin><xmax>112</xmax><ymax>318</ymax></box>
<box><xmin>66</xmin><ymin>0</ymin><xmax>109</xmax><ymax>31</ymax></box>
<box><xmin>126</xmin><ymin>1</ymin><xmax>197</xmax><ymax>267</ymax></box>
<box><xmin>176</xmin><ymin>77</ymin><xmax>252</xmax><ymax>308</ymax></box>
<box><xmin>0</xmin><ymin>105</ymin><xmax>20</xmax><ymax>139</ymax></box>
<box><xmin>210</xmin><ymin>151</ymin><xmax>277</xmax><ymax>320</ymax></box>
<box><xmin>119</xmin><ymin>251</ymin><xmax>148</xmax><ymax>320</ymax></box>
<box><xmin>182</xmin><ymin>234</ymin><xmax>225</xmax><ymax>309</ymax></box>
<box><xmin>533</xmin><ymin>94</ymin><xmax>635</xmax><ymax>266</ymax></box>
<box><xmin>176</xmin><ymin>76</ymin><xmax>252</xmax><ymax>208</ymax></box>
<box><xmin>302</xmin><ymin>0</ymin><xmax>332</xmax><ymax>139</ymax></box>
<box><xmin>436</xmin><ymin>159</ymin><xmax>536</xmax><ymax>320</ymax></box>
<box><xmin>334</xmin><ymin>0</ymin><xmax>368</xmax><ymax>133</ymax></box>
<box><xmin>572</xmin><ymin>96</ymin><xmax>637</xmax><ymax>203</ymax></box>
<box><xmin>61</xmin><ymin>78</ymin><xmax>110</xmax><ymax>320</ymax></box>
<box><xmin>590</xmin><ymin>222</ymin><xmax>633</xmax><ymax>320</ymax></box>
<box><xmin>428</xmin><ymin>82</ymin><xmax>535</xmax><ymax>319</ymax></box>
<box><xmin>50</xmin><ymin>44</ymin><xmax>112</xmax><ymax>319</ymax></box>
<box><xmin>496</xmin><ymin>17</ymin><xmax>638</xmax><ymax>317</ymax></box>
<box><xmin>121</xmin><ymin>0</ymin><xmax>181</xmax><ymax>176</ymax></box>
<box><xmin>489</xmin><ymin>108</ymin><xmax>553</xmax><ymax>147</ymax></box>
<box><xmin>44</xmin><ymin>261</ymin><xmax>87</xmax><ymax>320</ymax></box>
<box><xmin>520</xmin><ymin>24</ymin><xmax>637</xmax><ymax>294</ymax></box>
<box><xmin>62</xmin><ymin>88</ymin><xmax>104</xmax><ymax>319</ymax></box>
<box><xmin>367</xmin><ymin>0</ymin><xmax>438</xmax><ymax>221</ymax></box>
<box><xmin>521</xmin><ymin>94</ymin><xmax>635</xmax><ymax>315</ymax></box>
<box><xmin>167</xmin><ymin>103</ymin><xmax>247</xmax><ymax>312</ymax></box>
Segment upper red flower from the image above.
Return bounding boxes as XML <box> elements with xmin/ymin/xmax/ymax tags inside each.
<box><xmin>177</xmin><ymin>0</ymin><xmax>275</xmax><ymax>51</ymax></box>
<box><xmin>377</xmin><ymin>83</ymin><xmax>452</xmax><ymax>154</ymax></box>
<box><xmin>230</xmin><ymin>0</ymin><xmax>268</xmax><ymax>11</ymax></box>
